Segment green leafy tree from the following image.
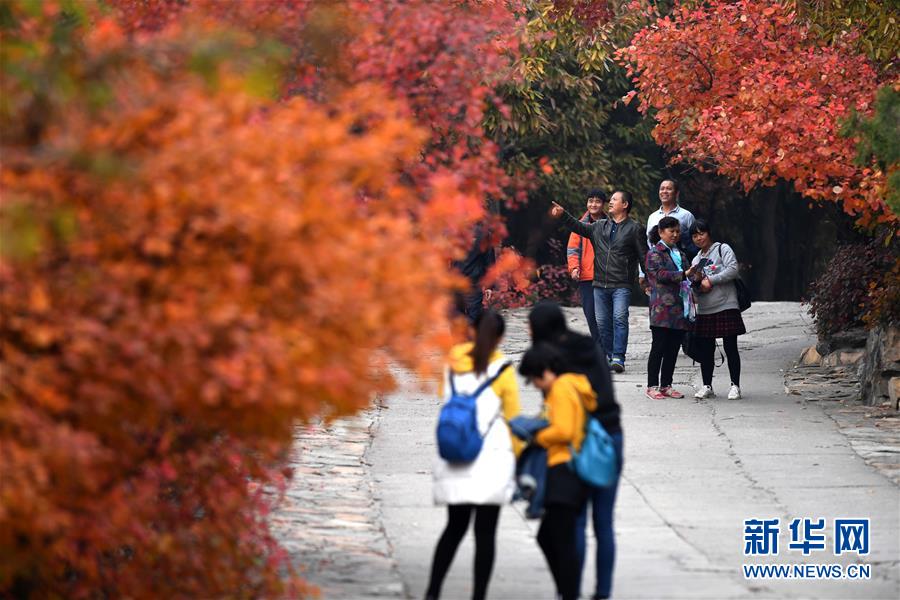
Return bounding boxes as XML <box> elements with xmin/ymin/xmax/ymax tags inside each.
<box><xmin>486</xmin><ymin>0</ymin><xmax>663</xmax><ymax>223</ymax></box>
<box><xmin>842</xmin><ymin>85</ymin><xmax>900</xmax><ymax>226</ymax></box>
<box><xmin>787</xmin><ymin>0</ymin><xmax>899</xmax><ymax>77</ymax></box>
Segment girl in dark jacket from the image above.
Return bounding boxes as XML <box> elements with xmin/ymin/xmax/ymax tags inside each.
<box><xmin>644</xmin><ymin>217</ymin><xmax>700</xmax><ymax>400</ymax></box>
<box><xmin>528</xmin><ymin>302</ymin><xmax>623</xmax><ymax>600</ymax></box>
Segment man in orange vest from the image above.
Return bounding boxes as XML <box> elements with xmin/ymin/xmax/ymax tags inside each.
<box><xmin>566</xmin><ymin>189</ymin><xmax>606</xmax><ymax>346</ymax></box>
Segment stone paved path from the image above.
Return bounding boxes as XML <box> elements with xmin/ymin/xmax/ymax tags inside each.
<box><xmin>274</xmin><ymin>302</ymin><xmax>900</xmax><ymax>599</ymax></box>
<box><xmin>272</xmin><ymin>412</ymin><xmax>404</xmax><ymax>598</ymax></box>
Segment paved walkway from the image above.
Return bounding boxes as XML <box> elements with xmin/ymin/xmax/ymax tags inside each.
<box><xmin>272</xmin><ymin>413</ymin><xmax>404</xmax><ymax>598</ymax></box>
<box><xmin>275</xmin><ymin>302</ymin><xmax>900</xmax><ymax>599</ymax></box>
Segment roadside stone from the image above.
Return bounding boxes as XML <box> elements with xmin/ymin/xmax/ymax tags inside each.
<box><xmin>860</xmin><ymin>324</ymin><xmax>900</xmax><ymax>406</ymax></box>
<box><xmin>784</xmin><ymin>365</ymin><xmax>859</xmax><ymax>402</ymax></box>
<box><xmin>815</xmin><ymin>339</ymin><xmax>832</xmax><ymax>356</ymax></box>
<box><xmin>820</xmin><ymin>352</ymin><xmax>837</xmax><ymax>367</ymax></box>
<box><xmin>828</xmin><ymin>326</ymin><xmax>869</xmax><ymax>349</ymax></box>
<box><xmin>839</xmin><ymin>350</ymin><xmax>864</xmax><ymax>365</ymax></box>
<box><xmin>799</xmin><ymin>345</ymin><xmax>821</xmax><ymax>366</ymax></box>
<box><xmin>885</xmin><ymin>326</ymin><xmax>900</xmax><ymax>363</ymax></box>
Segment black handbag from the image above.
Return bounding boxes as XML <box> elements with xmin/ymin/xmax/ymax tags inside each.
<box><xmin>682</xmin><ymin>331</ymin><xmax>725</xmax><ymax>365</ymax></box>
<box><xmin>682</xmin><ymin>331</ymin><xmax>702</xmax><ymax>362</ymax></box>
<box><xmin>712</xmin><ymin>243</ymin><xmax>751</xmax><ymax>312</ymax></box>
<box><xmin>734</xmin><ymin>277</ymin><xmax>752</xmax><ymax>312</ymax></box>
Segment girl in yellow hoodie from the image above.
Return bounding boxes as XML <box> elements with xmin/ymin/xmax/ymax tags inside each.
<box><xmin>426</xmin><ymin>310</ymin><xmax>521</xmax><ymax>600</ymax></box>
<box><xmin>519</xmin><ymin>343</ymin><xmax>596</xmax><ymax>600</ymax></box>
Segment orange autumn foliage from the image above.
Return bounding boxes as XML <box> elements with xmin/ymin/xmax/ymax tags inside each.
<box><xmin>110</xmin><ymin>0</ymin><xmax>531</xmax><ymax>250</ymax></box>
<box><xmin>0</xmin><ymin>2</ymin><xmax>481</xmax><ymax>596</ymax></box>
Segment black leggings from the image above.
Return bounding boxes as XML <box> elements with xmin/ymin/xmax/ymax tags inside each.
<box><xmin>696</xmin><ymin>335</ymin><xmax>741</xmax><ymax>386</ymax></box>
<box><xmin>647</xmin><ymin>326</ymin><xmax>685</xmax><ymax>388</ymax></box>
<box><xmin>425</xmin><ymin>504</ymin><xmax>500</xmax><ymax>600</ymax></box>
<box><xmin>537</xmin><ymin>503</ymin><xmax>580</xmax><ymax>600</ymax></box>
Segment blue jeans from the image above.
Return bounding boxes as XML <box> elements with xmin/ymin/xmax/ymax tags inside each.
<box><xmin>579</xmin><ymin>281</ymin><xmax>600</xmax><ymax>347</ymax></box>
<box><xmin>593</xmin><ymin>287</ymin><xmax>631</xmax><ymax>362</ymax></box>
<box><xmin>575</xmin><ymin>432</ymin><xmax>624</xmax><ymax>599</ymax></box>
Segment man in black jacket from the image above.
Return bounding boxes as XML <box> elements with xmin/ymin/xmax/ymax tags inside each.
<box><xmin>452</xmin><ymin>224</ymin><xmax>495</xmax><ymax>323</ymax></box>
<box><xmin>551</xmin><ymin>191</ymin><xmax>647</xmax><ymax>372</ymax></box>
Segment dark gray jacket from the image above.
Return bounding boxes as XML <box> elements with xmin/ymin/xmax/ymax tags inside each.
<box><xmin>453</xmin><ymin>224</ymin><xmax>495</xmax><ymax>288</ymax></box>
<box><xmin>560</xmin><ymin>211</ymin><xmax>647</xmax><ymax>289</ymax></box>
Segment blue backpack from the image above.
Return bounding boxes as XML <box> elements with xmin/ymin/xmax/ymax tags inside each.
<box><xmin>570</xmin><ymin>413</ymin><xmax>617</xmax><ymax>488</ymax></box>
<box><xmin>436</xmin><ymin>363</ymin><xmax>511</xmax><ymax>464</ymax></box>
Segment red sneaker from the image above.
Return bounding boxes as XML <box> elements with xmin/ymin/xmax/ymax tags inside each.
<box><xmin>645</xmin><ymin>387</ymin><xmax>666</xmax><ymax>400</ymax></box>
<box><xmin>659</xmin><ymin>386</ymin><xmax>684</xmax><ymax>399</ymax></box>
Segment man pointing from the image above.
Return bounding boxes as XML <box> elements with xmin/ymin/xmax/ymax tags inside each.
<box><xmin>551</xmin><ymin>192</ymin><xmax>647</xmax><ymax>373</ymax></box>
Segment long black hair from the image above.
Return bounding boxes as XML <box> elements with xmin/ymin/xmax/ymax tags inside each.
<box><xmin>526</xmin><ymin>300</ymin><xmax>618</xmax><ymax>417</ymax></box>
<box><xmin>470</xmin><ymin>309</ymin><xmax>505</xmax><ymax>375</ymax></box>
<box><xmin>528</xmin><ymin>301</ymin><xmax>568</xmax><ymax>346</ymax></box>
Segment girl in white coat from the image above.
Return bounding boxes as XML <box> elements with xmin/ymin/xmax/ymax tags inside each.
<box><xmin>426</xmin><ymin>310</ymin><xmax>522</xmax><ymax>600</ymax></box>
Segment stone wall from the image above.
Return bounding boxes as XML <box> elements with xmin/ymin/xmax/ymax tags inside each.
<box><xmin>859</xmin><ymin>325</ymin><xmax>900</xmax><ymax>409</ymax></box>
<box><xmin>800</xmin><ymin>324</ymin><xmax>900</xmax><ymax>408</ymax></box>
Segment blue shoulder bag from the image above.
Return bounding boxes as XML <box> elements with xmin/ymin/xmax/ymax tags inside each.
<box><xmin>570</xmin><ymin>410</ymin><xmax>617</xmax><ymax>488</ymax></box>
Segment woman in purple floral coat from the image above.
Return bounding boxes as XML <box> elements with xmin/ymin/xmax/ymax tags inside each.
<box><xmin>644</xmin><ymin>216</ymin><xmax>700</xmax><ymax>400</ymax></box>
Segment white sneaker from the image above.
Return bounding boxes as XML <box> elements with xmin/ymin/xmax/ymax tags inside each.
<box><xmin>694</xmin><ymin>385</ymin><xmax>715</xmax><ymax>399</ymax></box>
<box><xmin>728</xmin><ymin>384</ymin><xmax>742</xmax><ymax>400</ymax></box>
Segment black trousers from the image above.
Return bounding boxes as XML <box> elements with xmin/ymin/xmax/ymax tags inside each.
<box><xmin>647</xmin><ymin>326</ymin><xmax>685</xmax><ymax>388</ymax></box>
<box><xmin>425</xmin><ymin>504</ymin><xmax>500</xmax><ymax>600</ymax></box>
<box><xmin>537</xmin><ymin>503</ymin><xmax>581</xmax><ymax>600</ymax></box>
<box><xmin>696</xmin><ymin>335</ymin><xmax>741</xmax><ymax>386</ymax></box>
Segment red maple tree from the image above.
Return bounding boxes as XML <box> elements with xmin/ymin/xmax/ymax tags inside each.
<box><xmin>619</xmin><ymin>0</ymin><xmax>893</xmax><ymax>224</ymax></box>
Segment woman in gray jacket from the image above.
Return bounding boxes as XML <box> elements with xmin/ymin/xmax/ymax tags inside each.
<box><xmin>689</xmin><ymin>219</ymin><xmax>746</xmax><ymax>400</ymax></box>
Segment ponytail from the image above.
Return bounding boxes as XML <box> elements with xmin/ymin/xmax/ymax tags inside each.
<box><xmin>471</xmin><ymin>309</ymin><xmax>505</xmax><ymax>375</ymax></box>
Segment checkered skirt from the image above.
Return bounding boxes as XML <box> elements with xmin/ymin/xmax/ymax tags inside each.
<box><xmin>692</xmin><ymin>308</ymin><xmax>746</xmax><ymax>338</ymax></box>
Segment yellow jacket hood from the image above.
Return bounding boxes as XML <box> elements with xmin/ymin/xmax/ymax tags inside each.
<box><xmin>448</xmin><ymin>342</ymin><xmax>504</xmax><ymax>374</ymax></box>
<box><xmin>563</xmin><ymin>372</ymin><xmax>597</xmax><ymax>412</ymax></box>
